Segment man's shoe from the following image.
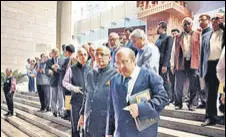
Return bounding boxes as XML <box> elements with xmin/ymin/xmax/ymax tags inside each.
<box><xmin>7</xmin><ymin>113</ymin><xmax>13</xmax><ymax>117</ymax></box>
<box><xmin>197</xmin><ymin>104</ymin><xmax>206</xmax><ymax>109</ymax></box>
<box><xmin>4</xmin><ymin>112</ymin><xmax>10</xmax><ymax>116</ymax></box>
<box><xmin>201</xmin><ymin>119</ymin><xmax>216</xmax><ymax>126</ymax></box>
<box><xmin>175</xmin><ymin>106</ymin><xmax>182</xmax><ymax>110</ymax></box>
<box><xmin>53</xmin><ymin>112</ymin><xmax>58</xmax><ymax>117</ymax></box>
<box><xmin>187</xmin><ymin>104</ymin><xmax>196</xmax><ymax>111</ymax></box>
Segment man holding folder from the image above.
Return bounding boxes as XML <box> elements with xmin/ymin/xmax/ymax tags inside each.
<box><xmin>106</xmin><ymin>47</ymin><xmax>168</xmax><ymax>137</ymax></box>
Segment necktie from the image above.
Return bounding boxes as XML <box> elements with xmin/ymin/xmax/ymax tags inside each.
<box><xmin>124</xmin><ymin>77</ymin><xmax>131</xmax><ymax>92</ymax></box>
<box><xmin>138</xmin><ymin>49</ymin><xmax>144</xmax><ymax>56</ymax></box>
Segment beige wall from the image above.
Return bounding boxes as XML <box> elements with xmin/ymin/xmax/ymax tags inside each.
<box><xmin>1</xmin><ymin>1</ymin><xmax>57</xmax><ymax>73</ymax></box>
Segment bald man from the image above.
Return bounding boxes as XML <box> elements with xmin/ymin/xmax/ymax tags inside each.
<box><xmin>78</xmin><ymin>46</ymin><xmax>118</xmax><ymax>137</ymax></box>
<box><xmin>106</xmin><ymin>47</ymin><xmax>168</xmax><ymax>137</ymax></box>
<box><xmin>172</xmin><ymin>17</ymin><xmax>201</xmax><ymax>111</ymax></box>
<box><xmin>62</xmin><ymin>47</ymin><xmax>91</xmax><ymax>137</ymax></box>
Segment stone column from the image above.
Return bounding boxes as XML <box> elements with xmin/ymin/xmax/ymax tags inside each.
<box><xmin>56</xmin><ymin>1</ymin><xmax>73</xmax><ymax>53</ymax></box>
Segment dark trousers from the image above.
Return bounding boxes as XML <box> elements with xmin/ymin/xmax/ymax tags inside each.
<box><xmin>169</xmin><ymin>69</ymin><xmax>175</xmax><ymax>102</ymax></box>
<box><xmin>4</xmin><ymin>91</ymin><xmax>14</xmax><ymax>114</ymax></box>
<box><xmin>71</xmin><ymin>104</ymin><xmax>83</xmax><ymax>137</ymax></box>
<box><xmin>159</xmin><ymin>66</ymin><xmax>172</xmax><ymax>101</ymax></box>
<box><xmin>28</xmin><ymin>76</ymin><xmax>35</xmax><ymax>92</ymax></box>
<box><xmin>175</xmin><ymin>60</ymin><xmax>199</xmax><ymax>107</ymax></box>
<box><xmin>37</xmin><ymin>85</ymin><xmax>50</xmax><ymax>110</ymax></box>
<box><xmin>205</xmin><ymin>60</ymin><xmax>219</xmax><ymax>120</ymax></box>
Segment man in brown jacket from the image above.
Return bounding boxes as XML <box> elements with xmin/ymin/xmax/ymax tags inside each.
<box><xmin>172</xmin><ymin>17</ymin><xmax>200</xmax><ymax>111</ymax></box>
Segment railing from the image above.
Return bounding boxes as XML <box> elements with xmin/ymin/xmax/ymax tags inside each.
<box><xmin>138</xmin><ymin>1</ymin><xmax>191</xmax><ymax>18</ymax></box>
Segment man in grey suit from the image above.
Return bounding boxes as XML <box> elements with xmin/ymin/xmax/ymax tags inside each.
<box><xmin>36</xmin><ymin>53</ymin><xmax>51</xmax><ymax>112</ymax></box>
<box><xmin>45</xmin><ymin>48</ymin><xmax>65</xmax><ymax>117</ymax></box>
<box><xmin>130</xmin><ymin>29</ymin><xmax>160</xmax><ymax>73</ymax></box>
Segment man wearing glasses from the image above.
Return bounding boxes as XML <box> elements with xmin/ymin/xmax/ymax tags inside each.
<box><xmin>77</xmin><ymin>46</ymin><xmax>118</xmax><ymax>137</ymax></box>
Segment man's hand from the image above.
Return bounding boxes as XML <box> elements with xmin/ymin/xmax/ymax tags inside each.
<box><xmin>77</xmin><ymin>115</ymin><xmax>84</xmax><ymax>130</ymax></box>
<box><xmin>48</xmin><ymin>70</ymin><xmax>53</xmax><ymax>75</ymax></box>
<box><xmin>129</xmin><ymin>104</ymin><xmax>139</xmax><ymax>118</ymax></box>
<box><xmin>221</xmin><ymin>94</ymin><xmax>225</xmax><ymax>105</ymax></box>
<box><xmin>106</xmin><ymin>135</ymin><xmax>113</xmax><ymax>137</ymax></box>
<box><xmin>73</xmin><ymin>86</ymin><xmax>83</xmax><ymax>94</ymax></box>
<box><xmin>162</xmin><ymin>66</ymin><xmax>167</xmax><ymax>73</ymax></box>
<box><xmin>171</xmin><ymin>66</ymin><xmax>175</xmax><ymax>74</ymax></box>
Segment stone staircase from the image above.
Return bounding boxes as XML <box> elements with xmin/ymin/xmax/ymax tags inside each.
<box><xmin>1</xmin><ymin>91</ymin><xmax>225</xmax><ymax>137</ymax></box>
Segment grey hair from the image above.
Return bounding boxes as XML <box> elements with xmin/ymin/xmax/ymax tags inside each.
<box><xmin>182</xmin><ymin>17</ymin><xmax>193</xmax><ymax>26</ymax></box>
<box><xmin>130</xmin><ymin>29</ymin><xmax>147</xmax><ymax>40</ymax></box>
<box><xmin>109</xmin><ymin>32</ymin><xmax>119</xmax><ymax>39</ymax></box>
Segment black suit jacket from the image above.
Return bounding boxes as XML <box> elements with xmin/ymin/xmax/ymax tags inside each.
<box><xmin>156</xmin><ymin>33</ymin><xmax>173</xmax><ymax>67</ymax></box>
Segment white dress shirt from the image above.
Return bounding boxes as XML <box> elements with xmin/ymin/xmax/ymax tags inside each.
<box><xmin>209</xmin><ymin>29</ymin><xmax>223</xmax><ymax>60</ymax></box>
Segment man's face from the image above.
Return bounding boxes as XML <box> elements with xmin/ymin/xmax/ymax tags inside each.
<box><xmin>157</xmin><ymin>24</ymin><xmax>164</xmax><ymax>35</ymax></box>
<box><xmin>183</xmin><ymin>20</ymin><xmax>193</xmax><ymax>33</ymax></box>
<box><xmin>211</xmin><ymin>18</ymin><xmax>220</xmax><ymax>31</ymax></box>
<box><xmin>89</xmin><ymin>46</ymin><xmax>96</xmax><ymax>59</ymax></box>
<box><xmin>5</xmin><ymin>69</ymin><xmax>11</xmax><ymax>76</ymax></box>
<box><xmin>95</xmin><ymin>50</ymin><xmax>111</xmax><ymax>69</ymax></box>
<box><xmin>124</xmin><ymin>30</ymin><xmax>131</xmax><ymax>40</ymax></box>
<box><xmin>171</xmin><ymin>31</ymin><xmax>179</xmax><ymax>38</ymax></box>
<box><xmin>63</xmin><ymin>50</ymin><xmax>69</xmax><ymax>57</ymax></box>
<box><xmin>199</xmin><ymin>16</ymin><xmax>210</xmax><ymax>29</ymax></box>
<box><xmin>131</xmin><ymin>36</ymin><xmax>143</xmax><ymax>49</ymax></box>
<box><xmin>109</xmin><ymin>36</ymin><xmax>119</xmax><ymax>49</ymax></box>
<box><xmin>76</xmin><ymin>50</ymin><xmax>88</xmax><ymax>65</ymax></box>
<box><xmin>116</xmin><ymin>53</ymin><xmax>135</xmax><ymax>77</ymax></box>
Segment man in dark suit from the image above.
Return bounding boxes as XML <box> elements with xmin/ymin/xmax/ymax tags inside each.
<box><xmin>156</xmin><ymin>21</ymin><xmax>173</xmax><ymax>102</ymax></box>
<box><xmin>77</xmin><ymin>46</ymin><xmax>118</xmax><ymax>137</ymax></box>
<box><xmin>106</xmin><ymin>47</ymin><xmax>168</xmax><ymax>137</ymax></box>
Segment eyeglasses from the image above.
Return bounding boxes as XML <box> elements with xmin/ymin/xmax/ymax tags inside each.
<box><xmin>183</xmin><ymin>22</ymin><xmax>191</xmax><ymax>26</ymax></box>
<box><xmin>199</xmin><ymin>18</ymin><xmax>208</xmax><ymax>22</ymax></box>
<box><xmin>95</xmin><ymin>52</ymin><xmax>109</xmax><ymax>57</ymax></box>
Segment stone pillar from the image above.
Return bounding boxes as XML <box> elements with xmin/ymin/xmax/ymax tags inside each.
<box><xmin>56</xmin><ymin>1</ymin><xmax>73</xmax><ymax>53</ymax></box>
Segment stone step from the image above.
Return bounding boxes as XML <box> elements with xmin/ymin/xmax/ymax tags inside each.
<box><xmin>1</xmin><ymin>130</ymin><xmax>8</xmax><ymax>137</ymax></box>
<box><xmin>1</xmin><ymin>104</ymin><xmax>71</xmax><ymax>137</ymax></box>
<box><xmin>11</xmin><ymin>101</ymin><xmax>71</xmax><ymax>128</ymax></box>
<box><xmin>15</xmin><ymin>93</ymin><xmax>40</xmax><ymax>102</ymax></box>
<box><xmin>14</xmin><ymin>94</ymin><xmax>206</xmax><ymax>122</ymax></box>
<box><xmin>17</xmin><ymin>92</ymin><xmax>38</xmax><ymax>97</ymax></box>
<box><xmin>13</xmin><ymin>97</ymin><xmax>40</xmax><ymax>108</ymax></box>
<box><xmin>159</xmin><ymin>116</ymin><xmax>225</xmax><ymax>137</ymax></box>
<box><xmin>1</xmin><ymin>109</ymin><xmax>57</xmax><ymax>137</ymax></box>
<box><xmin>158</xmin><ymin>127</ymin><xmax>207</xmax><ymax>137</ymax></box>
<box><xmin>161</xmin><ymin>104</ymin><xmax>205</xmax><ymax>122</ymax></box>
<box><xmin>1</xmin><ymin>118</ymin><xmax>29</xmax><ymax>137</ymax></box>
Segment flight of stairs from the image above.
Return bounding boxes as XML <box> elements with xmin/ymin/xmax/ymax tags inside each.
<box><xmin>1</xmin><ymin>91</ymin><xmax>225</xmax><ymax>137</ymax></box>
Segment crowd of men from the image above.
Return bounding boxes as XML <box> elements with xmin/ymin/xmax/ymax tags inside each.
<box><xmin>4</xmin><ymin>11</ymin><xmax>225</xmax><ymax>137</ymax></box>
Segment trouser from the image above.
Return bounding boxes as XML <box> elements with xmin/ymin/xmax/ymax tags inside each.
<box><xmin>169</xmin><ymin>69</ymin><xmax>175</xmax><ymax>102</ymax></box>
<box><xmin>205</xmin><ymin>60</ymin><xmax>219</xmax><ymax>120</ymax></box>
<box><xmin>28</xmin><ymin>76</ymin><xmax>35</xmax><ymax>92</ymax></box>
<box><xmin>159</xmin><ymin>66</ymin><xmax>171</xmax><ymax>101</ymax></box>
<box><xmin>51</xmin><ymin>85</ymin><xmax>64</xmax><ymax>115</ymax></box>
<box><xmin>4</xmin><ymin>91</ymin><xmax>14</xmax><ymax>114</ymax></box>
<box><xmin>175</xmin><ymin>60</ymin><xmax>199</xmax><ymax>107</ymax></box>
<box><xmin>37</xmin><ymin>85</ymin><xmax>50</xmax><ymax>110</ymax></box>
<box><xmin>71</xmin><ymin>104</ymin><xmax>83</xmax><ymax>137</ymax></box>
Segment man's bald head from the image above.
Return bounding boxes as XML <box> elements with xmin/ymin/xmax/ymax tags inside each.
<box><xmin>116</xmin><ymin>47</ymin><xmax>136</xmax><ymax>61</ymax></box>
<box><xmin>96</xmin><ymin>45</ymin><xmax>111</xmax><ymax>56</ymax></box>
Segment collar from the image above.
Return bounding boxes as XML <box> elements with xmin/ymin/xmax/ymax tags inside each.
<box><xmin>184</xmin><ymin>30</ymin><xmax>193</xmax><ymax>36</ymax></box>
<box><xmin>202</xmin><ymin>27</ymin><xmax>211</xmax><ymax>35</ymax></box>
<box><xmin>98</xmin><ymin>64</ymin><xmax>110</xmax><ymax>73</ymax></box>
<box><xmin>124</xmin><ymin>66</ymin><xmax>141</xmax><ymax>80</ymax></box>
<box><xmin>159</xmin><ymin>33</ymin><xmax>167</xmax><ymax>39</ymax></box>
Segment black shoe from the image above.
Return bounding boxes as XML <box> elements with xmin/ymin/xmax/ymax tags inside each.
<box><xmin>7</xmin><ymin>113</ymin><xmax>13</xmax><ymax>117</ymax></box>
<box><xmin>197</xmin><ymin>104</ymin><xmax>206</xmax><ymax>109</ymax></box>
<box><xmin>201</xmin><ymin>119</ymin><xmax>216</xmax><ymax>126</ymax></box>
<box><xmin>187</xmin><ymin>104</ymin><xmax>196</xmax><ymax>111</ymax></box>
<box><xmin>4</xmin><ymin>112</ymin><xmax>10</xmax><ymax>116</ymax></box>
<box><xmin>46</xmin><ymin>107</ymin><xmax>51</xmax><ymax>112</ymax></box>
<box><xmin>53</xmin><ymin>112</ymin><xmax>58</xmax><ymax>117</ymax></box>
<box><xmin>175</xmin><ymin>106</ymin><xmax>182</xmax><ymax>110</ymax></box>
